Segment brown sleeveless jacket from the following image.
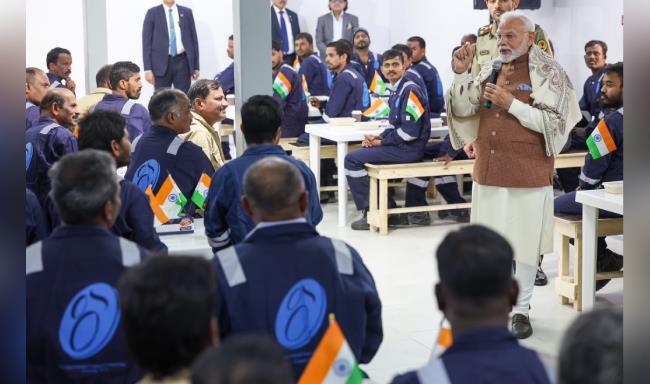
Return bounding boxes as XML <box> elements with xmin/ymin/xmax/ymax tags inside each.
<box><xmin>473</xmin><ymin>53</ymin><xmax>554</xmax><ymax>188</ymax></box>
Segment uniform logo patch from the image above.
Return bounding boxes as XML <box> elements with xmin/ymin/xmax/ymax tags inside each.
<box><xmin>132</xmin><ymin>159</ymin><xmax>161</xmax><ymax>192</ymax></box>
<box><xmin>59</xmin><ymin>283</ymin><xmax>120</xmax><ymax>360</ymax></box>
<box><xmin>275</xmin><ymin>278</ymin><xmax>327</xmax><ymax>350</ymax></box>
<box><xmin>537</xmin><ymin>40</ymin><xmax>549</xmax><ymax>52</ymax></box>
<box><xmin>26</xmin><ymin>143</ymin><xmax>33</xmax><ymax>171</ymax></box>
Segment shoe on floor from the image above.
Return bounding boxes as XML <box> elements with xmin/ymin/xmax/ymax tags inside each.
<box><xmin>408</xmin><ymin>212</ymin><xmax>431</xmax><ymax>226</ymax></box>
<box><xmin>453</xmin><ymin>209</ymin><xmax>470</xmax><ymax>223</ymax></box>
<box><xmin>320</xmin><ymin>191</ymin><xmax>335</xmax><ymax>204</ymax></box>
<box><xmin>388</xmin><ymin>213</ymin><xmax>409</xmax><ymax>227</ymax></box>
<box><xmin>437</xmin><ymin>210</ymin><xmax>451</xmax><ymax>220</ymax></box>
<box><xmin>534</xmin><ymin>267</ymin><xmax>548</xmax><ymax>286</ymax></box>
<box><xmin>351</xmin><ymin>210</ymin><xmax>369</xmax><ymax>231</ymax></box>
<box><xmin>511</xmin><ymin>314</ymin><xmax>533</xmax><ymax>339</ymax></box>
<box><xmin>595</xmin><ymin>248</ymin><xmax>624</xmax><ymax>291</ymax></box>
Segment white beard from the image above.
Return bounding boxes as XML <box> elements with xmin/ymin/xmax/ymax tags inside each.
<box><xmin>498</xmin><ymin>43</ymin><xmax>529</xmax><ymax>63</ymax></box>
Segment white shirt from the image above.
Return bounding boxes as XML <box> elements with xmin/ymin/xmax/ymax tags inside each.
<box><xmin>273</xmin><ymin>4</ymin><xmax>294</xmax><ymax>54</ymax></box>
<box><xmin>163</xmin><ymin>2</ymin><xmax>185</xmax><ymax>55</ymax></box>
<box><xmin>332</xmin><ymin>12</ymin><xmax>345</xmax><ymax>42</ymax></box>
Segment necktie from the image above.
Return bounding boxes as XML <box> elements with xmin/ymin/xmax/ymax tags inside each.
<box><xmin>168</xmin><ymin>9</ymin><xmax>178</xmax><ymax>56</ymax></box>
<box><xmin>279</xmin><ymin>11</ymin><xmax>289</xmax><ymax>53</ymax></box>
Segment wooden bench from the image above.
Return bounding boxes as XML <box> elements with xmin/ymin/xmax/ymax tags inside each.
<box><xmin>366</xmin><ymin>151</ymin><xmax>588</xmax><ymax>235</ymax></box>
<box><xmin>554</xmin><ymin>214</ymin><xmax>624</xmax><ymax>311</ymax></box>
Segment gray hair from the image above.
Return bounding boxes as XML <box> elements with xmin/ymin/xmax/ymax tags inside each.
<box><xmin>243</xmin><ymin>157</ymin><xmax>305</xmax><ymax>216</ymax></box>
<box><xmin>187</xmin><ymin>79</ymin><xmax>222</xmax><ymax>109</ymax></box>
<box><xmin>148</xmin><ymin>88</ymin><xmax>187</xmax><ymax>121</ymax></box>
<box><xmin>49</xmin><ymin>149</ymin><xmax>118</xmax><ymax>225</ymax></box>
<box><xmin>558</xmin><ymin>307</ymin><xmax>623</xmax><ymax>384</ymax></box>
<box><xmin>499</xmin><ymin>11</ymin><xmax>535</xmax><ymax>33</ymax></box>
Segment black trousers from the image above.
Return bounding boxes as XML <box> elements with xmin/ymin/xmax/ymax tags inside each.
<box><xmin>155</xmin><ymin>53</ymin><xmax>191</xmax><ymax>94</ymax></box>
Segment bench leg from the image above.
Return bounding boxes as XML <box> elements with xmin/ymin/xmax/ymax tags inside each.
<box><xmin>574</xmin><ymin>235</ymin><xmax>583</xmax><ymax>312</ymax></box>
<box><xmin>558</xmin><ymin>234</ymin><xmax>570</xmax><ymax>305</ymax></box>
<box><xmin>379</xmin><ymin>179</ymin><xmax>388</xmax><ymax>235</ymax></box>
<box><xmin>368</xmin><ymin>177</ymin><xmax>378</xmax><ymax>232</ymax></box>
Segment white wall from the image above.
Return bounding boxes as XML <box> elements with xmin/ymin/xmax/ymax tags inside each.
<box><xmin>26</xmin><ymin>0</ymin><xmax>623</xmax><ymax>104</ymax></box>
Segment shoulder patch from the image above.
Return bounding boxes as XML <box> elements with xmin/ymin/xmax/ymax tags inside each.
<box><xmin>537</xmin><ymin>40</ymin><xmax>549</xmax><ymax>53</ymax></box>
<box><xmin>478</xmin><ymin>24</ymin><xmax>491</xmax><ymax>36</ymax></box>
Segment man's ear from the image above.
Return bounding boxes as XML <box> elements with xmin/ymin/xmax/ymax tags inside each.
<box><xmin>434</xmin><ymin>283</ymin><xmax>446</xmax><ymax>312</ymax></box>
<box><xmin>209</xmin><ymin>318</ymin><xmax>220</xmax><ymax>346</ymax></box>
<box><xmin>110</xmin><ymin>139</ymin><xmax>121</xmax><ymax>159</ymax></box>
<box><xmin>298</xmin><ymin>191</ymin><xmax>308</xmax><ymax>216</ymax></box>
<box><xmin>241</xmin><ymin>196</ymin><xmax>254</xmax><ymax>218</ymax></box>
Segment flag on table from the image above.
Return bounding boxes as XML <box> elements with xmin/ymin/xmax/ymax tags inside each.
<box><xmin>586</xmin><ymin>118</ymin><xmax>617</xmax><ymax>159</ymax></box>
<box><xmin>369</xmin><ymin>71</ymin><xmax>387</xmax><ymax>96</ymax></box>
<box><xmin>363</xmin><ymin>98</ymin><xmax>390</xmax><ymax>118</ymax></box>
<box><xmin>273</xmin><ymin>72</ymin><xmax>292</xmax><ymax>100</ymax></box>
<box><xmin>145</xmin><ymin>186</ymin><xmax>170</xmax><ymax>225</ymax></box>
<box><xmin>293</xmin><ymin>56</ymin><xmax>301</xmax><ymax>71</ymax></box>
<box><xmin>405</xmin><ymin>90</ymin><xmax>425</xmax><ymax>122</ymax></box>
<box><xmin>298</xmin><ymin>316</ymin><xmax>363</xmax><ymax>384</ymax></box>
<box><xmin>191</xmin><ymin>173</ymin><xmax>211</xmax><ymax>209</ymax></box>
<box><xmin>152</xmin><ymin>175</ymin><xmax>187</xmax><ymax>223</ymax></box>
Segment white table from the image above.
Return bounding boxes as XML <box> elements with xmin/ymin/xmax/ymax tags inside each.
<box><xmin>575</xmin><ymin>189</ymin><xmax>623</xmax><ymax>310</ymax></box>
<box><xmin>159</xmin><ymin>218</ymin><xmax>213</xmax><ymax>259</ymax></box>
<box><xmin>306</xmin><ymin>120</ymin><xmax>449</xmax><ymax>226</ymax></box>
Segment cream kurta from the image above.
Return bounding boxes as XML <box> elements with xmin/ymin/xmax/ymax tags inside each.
<box><xmin>446</xmin><ymin>45</ymin><xmax>581</xmax><ymax>266</ymax></box>
<box><xmin>179</xmin><ymin>111</ymin><xmax>226</xmax><ymax>170</ymax></box>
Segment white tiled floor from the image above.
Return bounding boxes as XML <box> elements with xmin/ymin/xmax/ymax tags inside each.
<box><xmin>315</xmin><ymin>199</ymin><xmax>624</xmax><ymax>384</ymax></box>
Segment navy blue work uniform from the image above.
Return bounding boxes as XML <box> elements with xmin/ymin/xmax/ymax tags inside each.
<box><xmin>26</xmin><ymin>100</ymin><xmax>40</xmax><ymax>130</ymax></box>
<box><xmin>26</xmin><ymin>117</ymin><xmax>78</xmax><ymax>205</ymax></box>
<box><xmin>405</xmin><ymin>68</ymin><xmax>429</xmax><ymax>105</ymax></box>
<box><xmin>93</xmin><ymin>94</ymin><xmax>153</xmax><ymax>142</ymax></box>
<box><xmin>298</xmin><ymin>53</ymin><xmax>331</xmax><ymax>97</ymax></box>
<box><xmin>273</xmin><ymin>64</ymin><xmax>308</xmax><ymax>138</ymax></box>
<box><xmin>26</xmin><ymin>225</ymin><xmax>148</xmax><ymax>383</ymax></box>
<box><xmin>125</xmin><ymin>125</ymin><xmax>214</xmax><ymax>215</ymax></box>
<box><xmin>204</xmin><ymin>144</ymin><xmax>322</xmax><ymax>252</ymax></box>
<box><xmin>46</xmin><ymin>73</ymin><xmax>67</xmax><ymax>89</ymax></box>
<box><xmin>345</xmin><ymin>77</ymin><xmax>430</xmax><ymax>210</ymax></box>
<box><xmin>26</xmin><ymin>188</ymin><xmax>48</xmax><ymax>246</ymax></box>
<box><xmin>324</xmin><ymin>65</ymin><xmax>367</xmax><ymax>119</ymax></box>
<box><xmin>579</xmin><ymin>67</ymin><xmax>606</xmax><ymax>122</ymax></box>
<box><xmin>215</xmin><ymin>62</ymin><xmax>235</xmax><ymax>95</ymax></box>
<box><xmin>391</xmin><ymin>326</ymin><xmax>550</xmax><ymax>384</ymax></box>
<box><xmin>412</xmin><ymin>57</ymin><xmax>445</xmax><ymax>115</ymax></box>
<box><xmin>212</xmin><ymin>220</ymin><xmax>382</xmax><ymax>379</ymax></box>
<box><xmin>350</xmin><ymin>51</ymin><xmax>383</xmax><ymax>89</ymax></box>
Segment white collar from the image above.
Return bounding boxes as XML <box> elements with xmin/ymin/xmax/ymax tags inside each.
<box><xmin>163</xmin><ymin>2</ymin><xmax>177</xmax><ymax>11</ymax></box>
<box><xmin>331</xmin><ymin>11</ymin><xmax>345</xmax><ymax>20</ymax></box>
<box><xmin>273</xmin><ymin>4</ymin><xmax>287</xmax><ymax>14</ymax></box>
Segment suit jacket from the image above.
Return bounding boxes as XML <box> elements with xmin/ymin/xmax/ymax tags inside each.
<box><xmin>315</xmin><ymin>12</ymin><xmax>359</xmax><ymax>59</ymax></box>
<box><xmin>142</xmin><ymin>4</ymin><xmax>200</xmax><ymax>77</ymax></box>
<box><xmin>271</xmin><ymin>6</ymin><xmax>300</xmax><ymax>52</ymax></box>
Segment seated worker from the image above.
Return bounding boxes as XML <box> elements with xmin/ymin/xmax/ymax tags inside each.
<box><xmin>125</xmin><ymin>89</ymin><xmax>214</xmax><ymax>217</ymax></box>
<box><xmin>391</xmin><ymin>225</ymin><xmax>551</xmax><ymax>384</ymax></box>
<box><xmin>350</xmin><ymin>28</ymin><xmax>383</xmax><ymax>89</ymax></box>
<box><xmin>204</xmin><ymin>95</ymin><xmax>322</xmax><ymax>252</ymax></box>
<box><xmin>118</xmin><ymin>256</ymin><xmax>219</xmax><ymax>384</ymax></box>
<box><xmin>26</xmin><ymin>88</ymin><xmax>79</xmax><ymax>205</ymax></box>
<box><xmin>211</xmin><ymin>156</ymin><xmax>382</xmax><ymax>379</ymax></box>
<box><xmin>25</xmin><ymin>67</ymin><xmax>51</xmax><ymax>130</ymax></box>
<box><xmin>295</xmin><ymin>32</ymin><xmax>331</xmax><ymax>97</ymax></box>
<box><xmin>27</xmin><ymin>150</ymin><xmax>148</xmax><ymax>383</ymax></box>
<box><xmin>77</xmin><ymin>64</ymin><xmax>113</xmax><ymax>117</ymax></box>
<box><xmin>26</xmin><ymin>188</ymin><xmax>48</xmax><ymax>246</ymax></box>
<box><xmin>191</xmin><ymin>335</ymin><xmax>294</xmax><ymax>384</ymax></box>
<box><xmin>272</xmin><ymin>39</ymin><xmax>309</xmax><ymax>138</ymax></box>
<box><xmin>93</xmin><ymin>61</ymin><xmax>152</xmax><ymax>142</ymax></box>
<box><xmin>214</xmin><ymin>34</ymin><xmax>235</xmax><ymax>160</ymax></box>
<box><xmin>407</xmin><ymin>36</ymin><xmax>445</xmax><ymax>115</ymax></box>
<box><xmin>345</xmin><ymin>49</ymin><xmax>431</xmax><ymax>230</ymax></box>
<box><xmin>555</xmin><ymin>62</ymin><xmax>624</xmax><ymax>291</ymax></box>
<box><xmin>391</xmin><ymin>44</ymin><xmax>429</xmax><ymax>107</ymax></box>
<box><xmin>180</xmin><ymin>79</ymin><xmax>228</xmax><ymax>170</ymax></box>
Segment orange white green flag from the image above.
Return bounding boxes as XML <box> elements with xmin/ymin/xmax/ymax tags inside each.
<box><xmin>363</xmin><ymin>98</ymin><xmax>390</xmax><ymax>118</ymax></box>
<box><xmin>405</xmin><ymin>90</ymin><xmax>425</xmax><ymax>122</ymax></box>
<box><xmin>369</xmin><ymin>71</ymin><xmax>387</xmax><ymax>96</ymax></box>
<box><xmin>273</xmin><ymin>72</ymin><xmax>293</xmax><ymax>100</ymax></box>
<box><xmin>293</xmin><ymin>56</ymin><xmax>301</xmax><ymax>71</ymax></box>
<box><xmin>145</xmin><ymin>186</ymin><xmax>170</xmax><ymax>225</ymax></box>
<box><xmin>298</xmin><ymin>316</ymin><xmax>363</xmax><ymax>384</ymax></box>
<box><xmin>302</xmin><ymin>74</ymin><xmax>311</xmax><ymax>101</ymax></box>
<box><xmin>146</xmin><ymin>174</ymin><xmax>187</xmax><ymax>225</ymax></box>
<box><xmin>586</xmin><ymin>118</ymin><xmax>617</xmax><ymax>159</ymax></box>
<box><xmin>191</xmin><ymin>173</ymin><xmax>211</xmax><ymax>209</ymax></box>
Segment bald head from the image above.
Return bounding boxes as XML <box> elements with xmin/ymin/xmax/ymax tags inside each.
<box><xmin>242</xmin><ymin>157</ymin><xmax>307</xmax><ymax>222</ymax></box>
<box><xmin>26</xmin><ymin>67</ymin><xmax>50</xmax><ymax>104</ymax></box>
<box><xmin>40</xmin><ymin>88</ymin><xmax>79</xmax><ymax>128</ymax></box>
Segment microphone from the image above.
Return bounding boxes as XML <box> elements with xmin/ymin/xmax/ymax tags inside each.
<box><xmin>484</xmin><ymin>60</ymin><xmax>503</xmax><ymax>109</ymax></box>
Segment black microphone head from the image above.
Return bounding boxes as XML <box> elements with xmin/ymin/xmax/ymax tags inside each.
<box><xmin>492</xmin><ymin>60</ymin><xmax>503</xmax><ymax>71</ymax></box>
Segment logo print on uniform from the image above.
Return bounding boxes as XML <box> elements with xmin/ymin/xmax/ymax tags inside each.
<box><xmin>132</xmin><ymin>159</ymin><xmax>160</xmax><ymax>192</ymax></box>
<box><xmin>275</xmin><ymin>278</ymin><xmax>327</xmax><ymax>350</ymax></box>
<box><xmin>26</xmin><ymin>143</ymin><xmax>33</xmax><ymax>171</ymax></box>
<box><xmin>59</xmin><ymin>283</ymin><xmax>121</xmax><ymax>360</ymax></box>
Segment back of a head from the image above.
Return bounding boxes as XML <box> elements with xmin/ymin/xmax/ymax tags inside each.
<box><xmin>191</xmin><ymin>335</ymin><xmax>293</xmax><ymax>384</ymax></box>
<box><xmin>559</xmin><ymin>307</ymin><xmax>622</xmax><ymax>384</ymax></box>
<box><xmin>26</xmin><ymin>67</ymin><xmax>43</xmax><ymax>84</ymax></box>
<box><xmin>48</xmin><ymin>150</ymin><xmax>118</xmax><ymax>225</ymax></box>
<box><xmin>96</xmin><ymin>64</ymin><xmax>113</xmax><ymax>88</ymax></box>
<box><xmin>118</xmin><ymin>255</ymin><xmax>217</xmax><ymax>380</ymax></box>
<box><xmin>392</xmin><ymin>43</ymin><xmax>413</xmax><ymax>59</ymax></box>
<box><xmin>243</xmin><ymin>157</ymin><xmax>305</xmax><ymax>218</ymax></box>
<box><xmin>109</xmin><ymin>61</ymin><xmax>140</xmax><ymax>91</ymax></box>
<box><xmin>240</xmin><ymin>95</ymin><xmax>282</xmax><ymax>145</ymax></box>
<box><xmin>149</xmin><ymin>88</ymin><xmax>185</xmax><ymax>122</ymax></box>
<box><xmin>436</xmin><ymin>225</ymin><xmax>514</xmax><ymax>302</ymax></box>
<box><xmin>78</xmin><ymin>110</ymin><xmax>126</xmax><ymax>152</ymax></box>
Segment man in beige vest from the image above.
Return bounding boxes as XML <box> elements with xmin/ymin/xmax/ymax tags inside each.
<box><xmin>77</xmin><ymin>64</ymin><xmax>113</xmax><ymax>117</ymax></box>
<box><xmin>446</xmin><ymin>11</ymin><xmax>581</xmax><ymax>339</ymax></box>
<box><xmin>181</xmin><ymin>79</ymin><xmax>228</xmax><ymax>169</ymax></box>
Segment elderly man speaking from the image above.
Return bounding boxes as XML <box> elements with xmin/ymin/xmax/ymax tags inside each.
<box><xmin>446</xmin><ymin>11</ymin><xmax>581</xmax><ymax>339</ymax></box>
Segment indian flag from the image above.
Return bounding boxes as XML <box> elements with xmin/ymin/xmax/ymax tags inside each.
<box><xmin>302</xmin><ymin>74</ymin><xmax>311</xmax><ymax>100</ymax></box>
<box><xmin>363</xmin><ymin>98</ymin><xmax>390</xmax><ymax>118</ymax></box>
<box><xmin>369</xmin><ymin>71</ymin><xmax>387</xmax><ymax>96</ymax></box>
<box><xmin>586</xmin><ymin>118</ymin><xmax>617</xmax><ymax>159</ymax></box>
<box><xmin>298</xmin><ymin>316</ymin><xmax>363</xmax><ymax>384</ymax></box>
<box><xmin>293</xmin><ymin>56</ymin><xmax>301</xmax><ymax>71</ymax></box>
<box><xmin>273</xmin><ymin>72</ymin><xmax>292</xmax><ymax>100</ymax></box>
<box><xmin>155</xmin><ymin>175</ymin><xmax>187</xmax><ymax>221</ymax></box>
<box><xmin>405</xmin><ymin>90</ymin><xmax>425</xmax><ymax>122</ymax></box>
<box><xmin>191</xmin><ymin>173</ymin><xmax>211</xmax><ymax>209</ymax></box>
<box><xmin>145</xmin><ymin>186</ymin><xmax>170</xmax><ymax>225</ymax></box>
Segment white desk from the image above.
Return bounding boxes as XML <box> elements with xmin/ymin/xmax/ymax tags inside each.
<box><xmin>575</xmin><ymin>189</ymin><xmax>624</xmax><ymax>310</ymax></box>
<box><xmin>305</xmin><ymin>120</ymin><xmax>448</xmax><ymax>226</ymax></box>
<box><xmin>159</xmin><ymin>218</ymin><xmax>213</xmax><ymax>259</ymax></box>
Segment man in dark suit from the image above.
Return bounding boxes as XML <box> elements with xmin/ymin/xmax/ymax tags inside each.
<box><xmin>142</xmin><ymin>0</ymin><xmax>200</xmax><ymax>94</ymax></box>
<box><xmin>271</xmin><ymin>0</ymin><xmax>301</xmax><ymax>65</ymax></box>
